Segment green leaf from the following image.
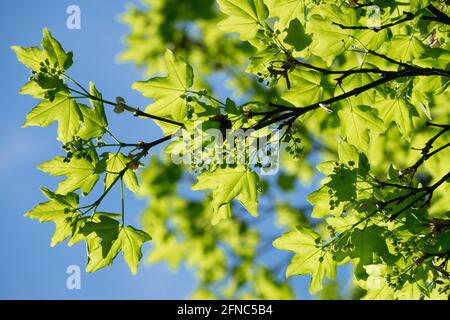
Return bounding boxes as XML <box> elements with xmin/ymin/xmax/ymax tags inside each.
<box><xmin>338</xmin><ymin>105</ymin><xmax>385</xmax><ymax>150</ymax></box>
<box><xmin>360</xmin><ymin>264</ymin><xmax>395</xmax><ymax>300</ymax></box>
<box><xmin>284</xmin><ymin>19</ymin><xmax>311</xmax><ymax>52</ymax></box>
<box><xmin>424</xmin><ymin>230</ymin><xmax>450</xmax><ymax>254</ymax></box>
<box><xmin>78</xmin><ymin>83</ymin><xmax>108</xmax><ymax>140</ymax></box>
<box><xmin>335</xmin><ymin>226</ymin><xmax>394</xmax><ymax>279</ymax></box>
<box><xmin>246</xmin><ymin>47</ymin><xmax>284</xmax><ymax>76</ymax></box>
<box><xmin>337</xmin><ymin>141</ymin><xmax>360</xmax><ymax>165</ymax></box>
<box><xmin>394</xmin><ymin>281</ymin><xmax>425</xmax><ymax>300</ymax></box>
<box><xmin>25</xmin><ymin>188</ymin><xmax>79</xmax><ymax>247</ymax></box>
<box><xmin>41</xmin><ymin>28</ymin><xmax>73</xmax><ymax>70</ymax></box>
<box><xmin>22</xmin><ymin>91</ymin><xmax>82</xmax><ymax>143</ymax></box>
<box><xmin>104</xmin><ymin>153</ymin><xmax>139</xmax><ymax>193</ymax></box>
<box><xmin>409</xmin><ymin>0</ymin><xmax>430</xmax><ymax>13</ymax></box>
<box><xmin>385</xmin><ymin>35</ymin><xmax>426</xmax><ymax>63</ymax></box>
<box><xmin>356</xmin><ymin>29</ymin><xmax>388</xmax><ymax>51</ymax></box>
<box><xmin>307</xmin><ymin>186</ymin><xmax>346</xmax><ymax>218</ymax></box>
<box><xmin>192</xmin><ymin>165</ymin><xmax>259</xmax><ymax>223</ymax></box>
<box><xmin>132</xmin><ymin>50</ymin><xmax>193</xmax><ymax>134</ymax></box>
<box><xmin>12</xmin><ymin>28</ymin><xmax>73</xmax><ymax>72</ymax></box>
<box><xmin>306</xmin><ymin>4</ymin><xmax>356</xmax><ymax>60</ymax></box>
<box><xmin>67</xmin><ymin>212</ymin><xmax>122</xmax><ymax>247</ymax></box>
<box><xmin>11</xmin><ymin>46</ymin><xmax>47</xmax><ymax>72</ymax></box>
<box><xmin>81</xmin><ymin>216</ymin><xmax>151</xmax><ymax>274</ymax></box>
<box><xmin>217</xmin><ymin>0</ymin><xmax>268</xmax><ymax>40</ymax></box>
<box><xmin>266</xmin><ymin>0</ymin><xmax>305</xmax><ymax>30</ymax></box>
<box><xmin>19</xmin><ymin>81</ymin><xmax>47</xmax><ymax>98</ymax></box>
<box><xmin>82</xmin><ymin>216</ymin><xmax>122</xmax><ymax>273</ymax></box>
<box><xmin>119</xmin><ymin>226</ymin><xmax>152</xmax><ymax>274</ymax></box>
<box><xmin>414</xmin><ymin>50</ymin><xmax>450</xmax><ymax>69</ymax></box>
<box><xmin>338</xmin><ymin>72</ymin><xmax>380</xmax><ymax>104</ymax></box>
<box><xmin>38</xmin><ymin>155</ymin><xmax>101</xmax><ymax>196</ymax></box>
<box><xmin>376</xmin><ymin>98</ymin><xmax>416</xmax><ymax>137</ymax></box>
<box><xmin>281</xmin><ymin>69</ymin><xmax>326</xmax><ymax>107</ymax></box>
<box><xmin>273</xmin><ymin>226</ymin><xmax>336</xmax><ymax>294</ymax></box>
<box><xmin>326</xmin><ymin>166</ymin><xmax>357</xmax><ymax>203</ymax></box>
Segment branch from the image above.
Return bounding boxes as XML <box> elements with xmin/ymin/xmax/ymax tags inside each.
<box><xmin>253</xmin><ymin>71</ymin><xmax>409</xmax><ymax>130</ymax></box>
<box><xmin>255</xmin><ymin>64</ymin><xmax>450</xmax><ymax>131</ymax></box>
<box><xmin>77</xmin><ymin>134</ymin><xmax>172</xmax><ymax>215</ymax></box>
<box><xmin>290</xmin><ymin>59</ymin><xmax>392</xmax><ymax>76</ymax></box>
<box><xmin>349</xmin><ymin>48</ymin><xmax>412</xmax><ymax>68</ymax></box>
<box><xmin>68</xmin><ymin>87</ymin><xmax>184</xmax><ymax>127</ymax></box>
<box><xmin>333</xmin><ymin>5</ymin><xmax>450</xmax><ymax>32</ymax></box>
<box><xmin>389</xmin><ymin>171</ymin><xmax>450</xmax><ymax>221</ymax></box>
<box><xmin>409</xmin><ymin>123</ymin><xmax>450</xmax><ymax>172</ymax></box>
<box><xmin>332</xmin><ymin>12</ymin><xmax>415</xmax><ymax>32</ymax></box>
<box><xmin>141</xmin><ymin>135</ymin><xmax>173</xmax><ymax>151</ymax></box>
<box><xmin>425</xmin><ymin>4</ymin><xmax>450</xmax><ymax>26</ymax></box>
<box><xmin>429</xmin><ymin>263</ymin><xmax>450</xmax><ymax>279</ymax></box>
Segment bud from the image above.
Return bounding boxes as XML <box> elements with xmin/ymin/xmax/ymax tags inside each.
<box><xmin>114</xmin><ymin>96</ymin><xmax>126</xmax><ymax>114</ymax></box>
<box><xmin>127</xmin><ymin>159</ymin><xmax>140</xmax><ymax>171</ymax></box>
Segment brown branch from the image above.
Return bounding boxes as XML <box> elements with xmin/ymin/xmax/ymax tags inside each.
<box><xmin>426</xmin><ymin>4</ymin><xmax>450</xmax><ymax>26</ymax></box>
<box><xmin>68</xmin><ymin>87</ymin><xmax>184</xmax><ymax>127</ymax></box>
<box><xmin>409</xmin><ymin>123</ymin><xmax>450</xmax><ymax>172</ymax></box>
<box><xmin>333</xmin><ymin>5</ymin><xmax>450</xmax><ymax>32</ymax></box>
<box><xmin>389</xmin><ymin>171</ymin><xmax>450</xmax><ymax>221</ymax></box>
<box><xmin>332</xmin><ymin>12</ymin><xmax>415</xmax><ymax>32</ymax></box>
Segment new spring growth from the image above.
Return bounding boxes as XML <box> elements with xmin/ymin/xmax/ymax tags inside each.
<box><xmin>115</xmin><ymin>96</ymin><xmax>126</xmax><ymax>114</ymax></box>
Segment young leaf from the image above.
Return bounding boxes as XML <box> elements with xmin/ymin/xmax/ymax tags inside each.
<box><xmin>81</xmin><ymin>216</ymin><xmax>151</xmax><ymax>274</ymax></box>
<box><xmin>78</xmin><ymin>83</ymin><xmax>108</xmax><ymax>140</ymax></box>
<box><xmin>376</xmin><ymin>99</ymin><xmax>416</xmax><ymax>137</ymax></box>
<box><xmin>273</xmin><ymin>226</ymin><xmax>336</xmax><ymax>294</ymax></box>
<box><xmin>266</xmin><ymin>0</ymin><xmax>305</xmax><ymax>30</ymax></box>
<box><xmin>104</xmin><ymin>153</ymin><xmax>139</xmax><ymax>193</ymax></box>
<box><xmin>410</xmin><ymin>0</ymin><xmax>430</xmax><ymax>13</ymax></box>
<box><xmin>338</xmin><ymin>105</ymin><xmax>385</xmax><ymax>150</ymax></box>
<box><xmin>11</xmin><ymin>46</ymin><xmax>47</xmax><ymax>72</ymax></box>
<box><xmin>306</xmin><ymin>4</ymin><xmax>356</xmax><ymax>60</ymax></box>
<box><xmin>82</xmin><ymin>216</ymin><xmax>122</xmax><ymax>273</ymax></box>
<box><xmin>25</xmin><ymin>188</ymin><xmax>79</xmax><ymax>247</ymax></box>
<box><xmin>41</xmin><ymin>28</ymin><xmax>73</xmax><ymax>70</ymax></box>
<box><xmin>359</xmin><ymin>264</ymin><xmax>395</xmax><ymax>300</ymax></box>
<box><xmin>132</xmin><ymin>49</ymin><xmax>193</xmax><ymax>134</ymax></box>
<box><xmin>12</xmin><ymin>28</ymin><xmax>73</xmax><ymax>72</ymax></box>
<box><xmin>281</xmin><ymin>69</ymin><xmax>326</xmax><ymax>107</ymax></box>
<box><xmin>217</xmin><ymin>0</ymin><xmax>269</xmax><ymax>40</ymax></box>
<box><xmin>38</xmin><ymin>155</ymin><xmax>101</xmax><ymax>196</ymax></box>
<box><xmin>192</xmin><ymin>165</ymin><xmax>259</xmax><ymax>223</ymax></box>
<box><xmin>335</xmin><ymin>226</ymin><xmax>394</xmax><ymax>279</ymax></box>
<box><xmin>284</xmin><ymin>19</ymin><xmax>311</xmax><ymax>52</ymax></box>
<box><xmin>19</xmin><ymin>81</ymin><xmax>47</xmax><ymax>98</ymax></box>
<box><xmin>119</xmin><ymin>226</ymin><xmax>152</xmax><ymax>274</ymax></box>
<box><xmin>22</xmin><ymin>91</ymin><xmax>82</xmax><ymax>143</ymax></box>
<box><xmin>385</xmin><ymin>35</ymin><xmax>426</xmax><ymax>63</ymax></box>
<box><xmin>307</xmin><ymin>186</ymin><xmax>346</xmax><ymax>218</ymax></box>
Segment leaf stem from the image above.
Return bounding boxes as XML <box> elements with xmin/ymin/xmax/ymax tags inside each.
<box><xmin>67</xmin><ymin>86</ymin><xmax>184</xmax><ymax>127</ymax></box>
<box><xmin>120</xmin><ymin>176</ymin><xmax>125</xmax><ymax>226</ymax></box>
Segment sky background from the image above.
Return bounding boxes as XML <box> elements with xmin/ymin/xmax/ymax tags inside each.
<box><xmin>0</xmin><ymin>1</ymin><xmax>350</xmax><ymax>299</ymax></box>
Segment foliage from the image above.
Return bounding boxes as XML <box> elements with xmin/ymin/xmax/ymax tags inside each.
<box><xmin>12</xmin><ymin>0</ymin><xmax>450</xmax><ymax>299</ymax></box>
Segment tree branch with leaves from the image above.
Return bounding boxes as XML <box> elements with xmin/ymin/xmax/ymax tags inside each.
<box><xmin>12</xmin><ymin>0</ymin><xmax>450</xmax><ymax>299</ymax></box>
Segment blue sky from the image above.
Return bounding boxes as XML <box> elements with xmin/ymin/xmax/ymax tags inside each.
<box><xmin>0</xmin><ymin>1</ymin><xmax>351</xmax><ymax>299</ymax></box>
<box><xmin>0</xmin><ymin>0</ymin><xmax>200</xmax><ymax>299</ymax></box>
